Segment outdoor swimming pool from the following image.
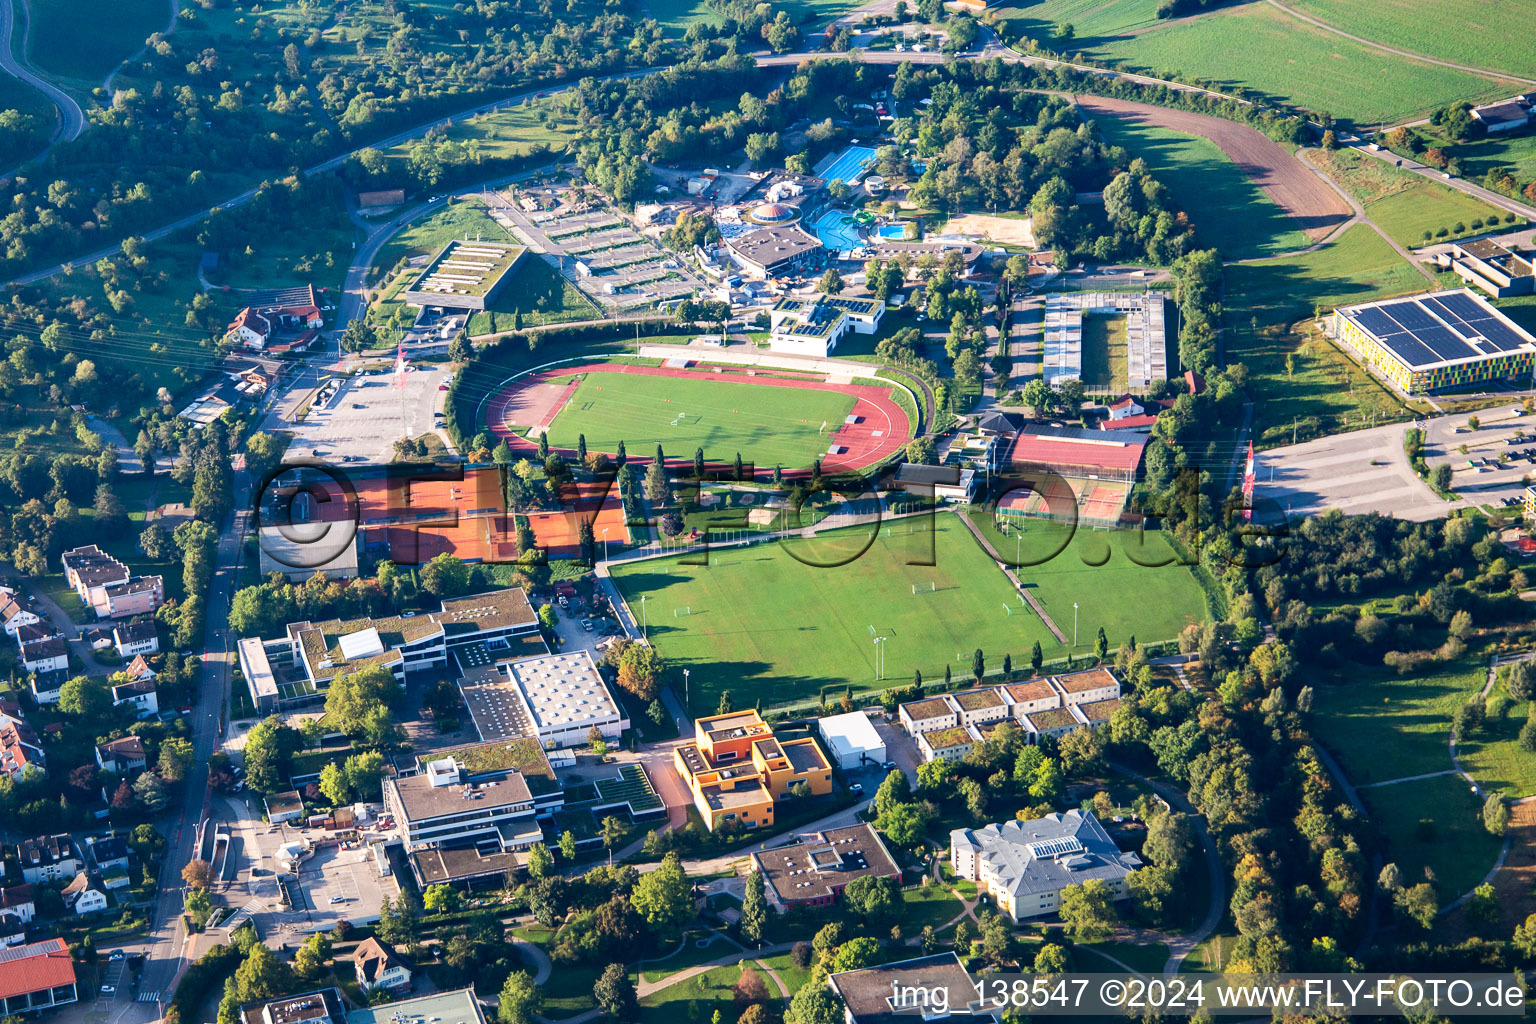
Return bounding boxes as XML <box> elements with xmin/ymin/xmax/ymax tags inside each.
<box><xmin>877</xmin><ymin>224</ymin><xmax>908</xmax><ymax>239</ymax></box>
<box><xmin>815</xmin><ymin>145</ymin><xmax>877</xmax><ymax>185</ymax></box>
<box><xmin>812</xmin><ymin>211</ymin><xmax>862</xmax><ymax>251</ymax></box>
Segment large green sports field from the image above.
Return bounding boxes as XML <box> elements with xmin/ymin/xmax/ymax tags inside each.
<box><xmin>610</xmin><ymin>514</ymin><xmax>1207</xmax><ymax>713</ymax></box>
<box><xmin>538</xmin><ymin>371</ymin><xmax>862</xmax><ymax>468</ymax></box>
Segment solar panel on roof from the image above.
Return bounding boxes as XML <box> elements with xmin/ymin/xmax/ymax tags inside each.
<box><xmin>1380</xmin><ymin>333</ymin><xmax>1441</xmax><ymax>368</ymax></box>
<box><xmin>1478</xmin><ymin>321</ymin><xmax>1533</xmax><ymax>353</ymax></box>
<box><xmin>1422</xmin><ymin>296</ymin><xmax>1476</xmax><ymax>333</ymax></box>
<box><xmin>1353</xmin><ymin>307</ymin><xmax>1402</xmax><ymax>338</ymax></box>
<box><xmin>1415</xmin><ymin>325</ymin><xmax>1477</xmax><ymax>362</ymax></box>
<box><xmin>1383</xmin><ymin>300</ymin><xmax>1440</xmax><ymax>333</ymax></box>
<box><xmin>1437</xmin><ymin>291</ymin><xmax>1491</xmax><ymax>322</ymax></box>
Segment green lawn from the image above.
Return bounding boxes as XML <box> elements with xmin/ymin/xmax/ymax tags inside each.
<box><xmin>1445</xmin><ymin>132</ymin><xmax>1536</xmax><ymax>188</ymax></box>
<box><xmin>537</xmin><ymin>370</ymin><xmax>865</xmax><ymax>468</ymax></box>
<box><xmin>1223</xmin><ymin>223</ymin><xmax>1423</xmax><ymax>443</ymax></box>
<box><xmin>1305</xmin><ymin>148</ymin><xmax>1516</xmax><ymax>250</ymax></box>
<box><xmin>1453</xmin><ymin>673</ymin><xmax>1536</xmax><ymax>800</ymax></box>
<box><xmin>1360</xmin><ymin>773</ymin><xmax>1501</xmax><ymax>899</ymax></box>
<box><xmin>28</xmin><ymin>0</ymin><xmax>166</xmax><ymax>83</ymax></box>
<box><xmin>1079</xmin><ymin>315</ymin><xmax>1128</xmax><ymax>390</ymax></box>
<box><xmin>646</xmin><ymin>0</ymin><xmax>864</xmax><ymax>29</ymax></box>
<box><xmin>899</xmin><ymin>883</ymin><xmax>967</xmax><ymax>933</ymax></box>
<box><xmin>638</xmin><ymin>961</ymin><xmax>759</xmax><ymax>1024</ymax></box>
<box><xmin>1089</xmin><ymin>116</ymin><xmax>1309</xmax><ymax>260</ymax></box>
<box><xmin>467</xmin><ymin>256</ymin><xmax>599</xmax><ymax>334</ymax></box>
<box><xmin>1079</xmin><ymin>940</ymin><xmax>1170</xmax><ymax>975</ymax></box>
<box><xmin>966</xmin><ymin>513</ymin><xmax>1210</xmax><ymax>647</ymax></box>
<box><xmin>1285</xmin><ymin>0</ymin><xmax>1536</xmax><ymax>79</ymax></box>
<box><xmin>755</xmin><ymin>951</ymin><xmax>811</xmax><ymax>999</ymax></box>
<box><xmin>639</xmin><ymin>935</ymin><xmax>740</xmax><ymax>985</ymax></box>
<box><xmin>372</xmin><ymin>198</ymin><xmax>517</xmax><ymax>280</ymax></box>
<box><xmin>610</xmin><ymin>515</ymin><xmax>1205</xmax><ymax>714</ymax></box>
<box><xmin>1001</xmin><ymin>0</ymin><xmax>1510</xmax><ymax>124</ymax></box>
<box><xmin>382</xmin><ymin>95</ymin><xmax>578</xmax><ymax>164</ymax></box>
<box><xmin>1309</xmin><ymin>656</ymin><xmax>1486</xmax><ymax>785</ymax></box>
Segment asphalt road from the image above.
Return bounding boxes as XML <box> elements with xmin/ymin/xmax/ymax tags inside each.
<box><xmin>0</xmin><ymin>0</ymin><xmax>85</xmax><ymax>178</ymax></box>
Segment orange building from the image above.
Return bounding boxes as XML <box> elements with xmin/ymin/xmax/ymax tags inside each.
<box><xmin>673</xmin><ymin>711</ymin><xmax>833</xmax><ymax>832</ymax></box>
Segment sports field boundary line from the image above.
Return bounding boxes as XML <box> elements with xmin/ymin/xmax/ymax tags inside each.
<box><xmin>951</xmin><ymin>508</ymin><xmax>1068</xmax><ymax>644</ymax></box>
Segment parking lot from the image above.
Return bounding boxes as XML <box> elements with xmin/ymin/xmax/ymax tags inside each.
<box><xmin>280</xmin><ymin>841</ymin><xmax>398</xmax><ymax>931</ymax></box>
<box><xmin>487</xmin><ymin>185</ymin><xmax>701</xmax><ymax>312</ymax></box>
<box><xmin>276</xmin><ymin>362</ymin><xmax>453</xmax><ymax>464</ymax></box>
<box><xmin>1423</xmin><ymin>407</ymin><xmax>1536</xmax><ymax>509</ymax></box>
<box><xmin>1253</xmin><ymin>421</ymin><xmax>1448</xmax><ymax>522</ymax></box>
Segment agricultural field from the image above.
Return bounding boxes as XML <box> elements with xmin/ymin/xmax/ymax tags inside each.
<box><xmin>1284</xmin><ymin>0</ymin><xmax>1536</xmax><ymax>80</ymax></box>
<box><xmin>1002</xmin><ymin>0</ymin><xmax>1510</xmax><ymax>125</ymax></box>
<box><xmin>537</xmin><ymin>370</ymin><xmax>865</xmax><ymax>468</ymax></box>
<box><xmin>1223</xmin><ymin>225</ymin><xmax>1423</xmax><ymax>442</ymax></box>
<box><xmin>27</xmin><ymin>0</ymin><xmax>167</xmax><ymax>83</ymax></box>
<box><xmin>1089</xmin><ymin>116</ymin><xmax>1310</xmax><ymax>260</ymax></box>
<box><xmin>1306</xmin><ymin>149</ymin><xmax>1517</xmax><ymax>249</ymax></box>
<box><xmin>1079</xmin><ymin>315</ymin><xmax>1128</xmax><ymax>390</ymax></box>
<box><xmin>611</xmin><ymin>515</ymin><xmax>1205</xmax><ymax>713</ymax></box>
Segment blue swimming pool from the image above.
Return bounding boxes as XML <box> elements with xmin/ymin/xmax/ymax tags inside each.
<box><xmin>812</xmin><ymin>211</ymin><xmax>862</xmax><ymax>251</ymax></box>
<box><xmin>815</xmin><ymin>145</ymin><xmax>878</xmax><ymax>185</ymax></box>
<box><xmin>877</xmin><ymin>224</ymin><xmax>908</xmax><ymax>239</ymax></box>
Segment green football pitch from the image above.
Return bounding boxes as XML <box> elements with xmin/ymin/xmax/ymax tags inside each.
<box><xmin>536</xmin><ymin>371</ymin><xmax>861</xmax><ymax>468</ymax></box>
<box><xmin>609</xmin><ymin>514</ymin><xmax>1208</xmax><ymax>713</ymax></box>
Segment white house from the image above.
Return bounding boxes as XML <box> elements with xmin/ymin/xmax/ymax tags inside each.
<box><xmin>0</xmin><ymin>597</ymin><xmax>39</xmax><ymax>638</ymax></box>
<box><xmin>768</xmin><ymin>295</ymin><xmax>884</xmax><ymax>358</ymax></box>
<box><xmin>112</xmin><ymin>621</ymin><xmax>159</xmax><ymax>658</ymax></box>
<box><xmin>95</xmin><ymin>736</ymin><xmax>148</xmax><ymax>775</ymax></box>
<box><xmin>110</xmin><ymin>678</ymin><xmax>159</xmax><ymax>720</ymax></box>
<box><xmin>950</xmin><ymin>811</ymin><xmax>1139</xmax><ymax>921</ymax></box>
<box><xmin>0</xmin><ymin>884</ymin><xmax>35</xmax><ymax>925</ymax></box>
<box><xmin>19</xmin><ymin>636</ymin><xmax>67</xmax><ymax>675</ymax></box>
<box><xmin>353</xmin><ymin>937</ymin><xmax>412</xmax><ymax>993</ymax></box>
<box><xmin>17</xmin><ymin>836</ymin><xmax>82</xmax><ymax>884</ymax></box>
<box><xmin>61</xmin><ymin>874</ymin><xmax>107</xmax><ymax>916</ymax></box>
<box><xmin>29</xmin><ymin>674</ymin><xmax>63</xmax><ymax>705</ymax></box>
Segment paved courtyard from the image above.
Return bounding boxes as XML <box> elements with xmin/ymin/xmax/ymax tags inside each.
<box><xmin>1421</xmin><ymin>406</ymin><xmax>1536</xmax><ymax>510</ymax></box>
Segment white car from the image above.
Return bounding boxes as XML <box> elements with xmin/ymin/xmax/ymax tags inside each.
<box><xmin>329</xmin><ymin>896</ymin><xmax>347</xmax><ymax>904</ymax></box>
<box><xmin>101</xmin><ymin>986</ymin><xmax>116</xmax><ymax>996</ymax></box>
<box><xmin>108</xmin><ymin>951</ymin><xmax>124</xmax><ymax>961</ymax></box>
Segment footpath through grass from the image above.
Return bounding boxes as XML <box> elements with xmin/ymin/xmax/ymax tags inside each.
<box><xmin>1089</xmin><ymin>116</ymin><xmax>1309</xmax><ymax>261</ymax></box>
<box><xmin>538</xmin><ymin>370</ymin><xmax>862</xmax><ymax>469</ymax></box>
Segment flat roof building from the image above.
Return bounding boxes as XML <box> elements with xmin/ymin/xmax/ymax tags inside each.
<box><xmin>1042</xmin><ymin>291</ymin><xmax>1168</xmax><ymax>389</ymax></box>
<box><xmin>1437</xmin><ymin>240</ymin><xmax>1535</xmax><ymax>298</ymax></box>
<box><xmin>725</xmin><ymin>225</ymin><xmax>822</xmax><ymax>280</ymax></box>
<box><xmin>346</xmin><ymin>989</ymin><xmax>483</xmax><ymax>1024</ymax></box>
<box><xmin>828</xmin><ymin>953</ymin><xmax>996</xmax><ymax>1024</ymax></box>
<box><xmin>674</xmin><ymin>710</ymin><xmax>833</xmax><ymax>832</ymax></box>
<box><xmin>750</xmin><ymin>824</ymin><xmax>899</xmax><ymax>909</ymax></box>
<box><xmin>1008</xmin><ymin>424</ymin><xmax>1148</xmax><ymax>482</ymax></box>
<box><xmin>768</xmin><ymin>295</ymin><xmax>884</xmax><ymax>357</ymax></box>
<box><xmin>816</xmin><ymin>711</ymin><xmax>886</xmax><ymax>770</ymax></box>
<box><xmin>1332</xmin><ymin>288</ymin><xmax>1536</xmax><ymax>394</ymax></box>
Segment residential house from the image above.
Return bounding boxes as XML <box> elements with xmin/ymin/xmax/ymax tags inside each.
<box><xmin>17</xmin><ymin>836</ymin><xmax>81</xmax><ymax>884</ymax></box>
<box><xmin>85</xmin><ymin>835</ymin><xmax>130</xmax><ymax>873</ymax></box>
<box><xmin>0</xmin><ymin>721</ymin><xmax>45</xmax><ymax>780</ymax></box>
<box><xmin>95</xmin><ymin>736</ymin><xmax>148</xmax><ymax>775</ymax></box>
<box><xmin>0</xmin><ymin>597</ymin><xmax>39</xmax><ymax>639</ymax></box>
<box><xmin>122</xmin><ymin>654</ymin><xmax>156</xmax><ymax>683</ymax></box>
<box><xmin>950</xmin><ymin>810</ymin><xmax>1140</xmax><ymax>921</ymax></box>
<box><xmin>0</xmin><ymin>885</ymin><xmax>35</xmax><ymax>926</ymax></box>
<box><xmin>110</xmin><ymin>678</ymin><xmax>159</xmax><ymax>720</ymax></box>
<box><xmin>1002</xmin><ymin>680</ymin><xmax>1062</xmax><ymax>718</ymax></box>
<box><xmin>27</xmin><ymin>673</ymin><xmax>64</xmax><ymax>706</ymax></box>
<box><xmin>949</xmin><ymin>687</ymin><xmax>1011</xmax><ymax>728</ymax></box>
<box><xmin>1050</xmin><ymin>667</ymin><xmax>1121</xmax><ymax>706</ymax></box>
<box><xmin>353</xmin><ymin>937</ymin><xmax>412</xmax><ymax>993</ymax></box>
<box><xmin>112</xmin><ymin>621</ymin><xmax>159</xmax><ymax>659</ymax></box>
<box><xmin>1105</xmin><ymin>395</ymin><xmax>1145</xmax><ymax>420</ymax></box>
<box><xmin>1021</xmin><ymin>706</ymin><xmax>1086</xmax><ymax>744</ymax></box>
<box><xmin>897</xmin><ymin>696</ymin><xmax>958</xmax><ymax>736</ymax></box>
<box><xmin>60</xmin><ymin>873</ymin><xmax>107</xmax><ymax>915</ymax></box>
<box><xmin>0</xmin><ymin>915</ymin><xmax>23</xmax><ymax>948</ymax></box>
<box><xmin>915</xmin><ymin>725</ymin><xmax>978</xmax><ymax>762</ymax></box>
<box><xmin>0</xmin><ymin>937</ymin><xmax>78</xmax><ymax>1014</ymax></box>
<box><xmin>60</xmin><ymin>546</ymin><xmax>165</xmax><ymax>620</ymax></box>
<box><xmin>18</xmin><ymin>636</ymin><xmax>66</xmax><ymax>675</ymax></box>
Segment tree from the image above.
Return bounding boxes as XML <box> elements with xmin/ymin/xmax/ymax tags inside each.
<box><xmin>875</xmin><ymin>801</ymin><xmax>926</xmax><ymax>847</ymax></box>
<box><xmin>1058</xmin><ymin>879</ymin><xmax>1118</xmax><ymax>941</ymax></box>
<box><xmin>631</xmin><ymin>851</ymin><xmax>692</xmax><ymax>934</ymax></box>
<box><xmin>1142</xmin><ymin>810</ymin><xmax>1194</xmax><ymax>872</ymax></box>
<box><xmin>343</xmin><ymin>751</ymin><xmax>386</xmax><ymax>801</ymax></box>
<box><xmin>817</xmin><ymin>268</ymin><xmax>844</xmax><ymax>295</ymax></box>
<box><xmin>324</xmin><ymin>665</ymin><xmax>401</xmax><ymax>738</ymax></box>
<box><xmin>420</xmin><ymin>553</ymin><xmax>471</xmax><ymax>597</ymax></box>
<box><xmin>158</xmin><ymin>737</ymin><xmax>193</xmax><ymax>783</ymax></box>
<box><xmin>423</xmin><ymin>884</ymin><xmax>461</xmax><ymax>913</ymax></box>
<box><xmin>58</xmin><ymin>677</ymin><xmax>111</xmax><ymax>718</ymax></box>
<box><xmin>1031</xmin><ymin>641</ymin><xmax>1043</xmax><ymax>673</ymax></box>
<box><xmin>831</xmin><ymin>936</ymin><xmax>880</xmax><ymax>971</ymax></box>
<box><xmin>740</xmin><ymin>870</ymin><xmax>767</xmax><ymax>945</ymax></box>
<box><xmin>182</xmin><ymin>859</ymin><xmax>214</xmax><ymax>889</ymax></box>
<box><xmin>786</xmin><ymin>983</ymin><xmax>844</xmax><ymax>1024</ymax></box>
<box><xmin>594</xmin><ymin>963</ymin><xmax>637</xmax><ymax>1021</ymax></box>
<box><xmin>559</xmin><ymin>831</ymin><xmax>578</xmax><ymax>862</ymax></box>
<box><xmin>873</xmin><ymin>769</ymin><xmax>911</xmax><ymax>818</ymax></box>
<box><xmin>318</xmin><ymin>763</ymin><xmax>349</xmax><ymax>805</ymax></box>
<box><xmin>1483</xmin><ymin>793</ymin><xmax>1510</xmax><ymax>836</ymax></box>
<box><xmin>498</xmin><ymin>971</ymin><xmax>543</xmax><ymax>1024</ymax></box>
<box><xmin>842</xmin><ymin>875</ymin><xmax>901</xmax><ymax>924</ymax></box>
<box><xmin>971</xmin><ymin>648</ymin><xmax>985</xmax><ymax>684</ymax></box>
<box><xmin>527</xmin><ymin>842</ymin><xmax>554</xmax><ymax>880</ymax></box>
<box><xmin>231</xmin><ymin>944</ymin><xmax>295</xmax><ymax>1004</ymax></box>
<box><xmin>134</xmin><ymin>772</ymin><xmax>169</xmax><ymax>812</ymax></box>
<box><xmin>1094</xmin><ymin>626</ymin><xmax>1108</xmax><ymax>663</ymax></box>
<box><xmin>1395</xmin><ymin>882</ymin><xmax>1438</xmax><ymax>931</ymax></box>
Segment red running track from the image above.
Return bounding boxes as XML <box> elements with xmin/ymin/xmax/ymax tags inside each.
<box><xmin>485</xmin><ymin>361</ymin><xmax>912</xmax><ymax>476</ymax></box>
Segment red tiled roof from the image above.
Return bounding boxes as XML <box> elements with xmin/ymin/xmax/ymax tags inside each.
<box><xmin>229</xmin><ymin>308</ymin><xmax>271</xmax><ymax>338</ymax></box>
<box><xmin>0</xmin><ymin>884</ymin><xmax>33</xmax><ymax>909</ymax></box>
<box><xmin>1101</xmin><ymin>414</ymin><xmax>1158</xmax><ymax>430</ymax></box>
<box><xmin>1008</xmin><ymin>428</ymin><xmax>1147</xmax><ymax>474</ymax></box>
<box><xmin>0</xmin><ymin>938</ymin><xmax>76</xmax><ymax>1000</ymax></box>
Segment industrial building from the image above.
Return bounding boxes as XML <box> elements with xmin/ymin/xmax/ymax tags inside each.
<box><xmin>1332</xmin><ymin>288</ymin><xmax>1536</xmax><ymax>394</ymax></box>
<box><xmin>815</xmin><ymin>711</ymin><xmax>886</xmax><ymax>769</ymax></box>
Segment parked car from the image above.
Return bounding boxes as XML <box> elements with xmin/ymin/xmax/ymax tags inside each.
<box><xmin>101</xmin><ymin>986</ymin><xmax>115</xmax><ymax>996</ymax></box>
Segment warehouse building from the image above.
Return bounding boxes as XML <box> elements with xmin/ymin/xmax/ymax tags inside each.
<box><xmin>1332</xmin><ymin>288</ymin><xmax>1536</xmax><ymax>394</ymax></box>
